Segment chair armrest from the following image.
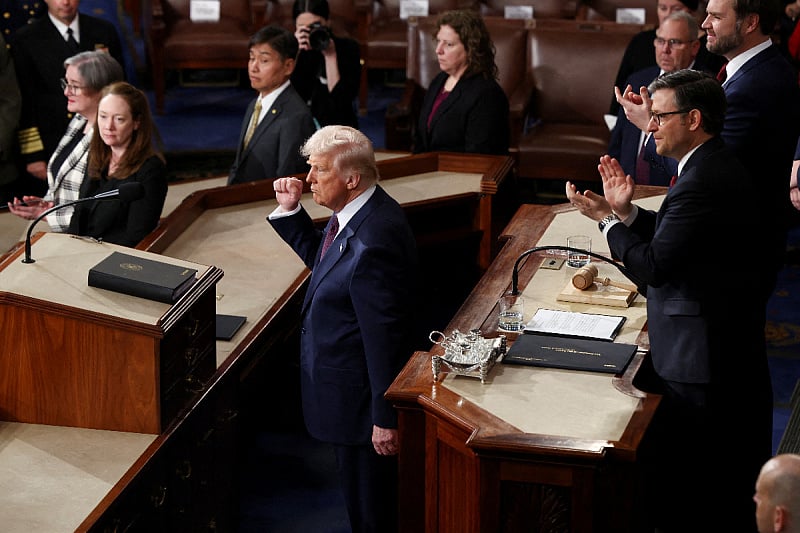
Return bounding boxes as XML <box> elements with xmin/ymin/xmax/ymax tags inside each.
<box><xmin>385</xmin><ymin>80</ymin><xmax>425</xmax><ymax>151</ymax></box>
<box><xmin>507</xmin><ymin>79</ymin><xmax>535</xmax><ymax>147</ymax></box>
<box><xmin>386</xmin><ymin>80</ymin><xmax>422</xmax><ymax>118</ymax></box>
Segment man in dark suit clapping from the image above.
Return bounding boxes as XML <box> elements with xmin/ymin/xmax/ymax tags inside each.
<box><xmin>609</xmin><ymin>10</ymin><xmax>713</xmax><ymax>186</ymax></box>
<box><xmin>568</xmin><ymin>69</ymin><xmax>772</xmax><ymax>532</ymax></box>
<box><xmin>616</xmin><ymin>0</ymin><xmax>800</xmax><ymax>292</ymax></box>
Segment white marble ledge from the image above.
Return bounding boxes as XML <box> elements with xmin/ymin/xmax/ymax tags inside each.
<box><xmin>0</xmin><ymin>421</ymin><xmax>156</xmax><ymax>533</ymax></box>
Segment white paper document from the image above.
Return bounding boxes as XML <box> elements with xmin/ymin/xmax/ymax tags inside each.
<box><xmin>524</xmin><ymin>308</ymin><xmax>626</xmax><ymax>341</ymax></box>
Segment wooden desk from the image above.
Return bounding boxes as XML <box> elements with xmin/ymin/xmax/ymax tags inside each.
<box><xmin>25</xmin><ymin>152</ymin><xmax>505</xmax><ymax>531</ymax></box>
<box><xmin>385</xmin><ymin>188</ymin><xmax>666</xmax><ymax>532</ymax></box>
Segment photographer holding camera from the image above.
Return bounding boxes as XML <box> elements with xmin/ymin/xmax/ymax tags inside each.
<box><xmin>291</xmin><ymin>0</ymin><xmax>361</xmax><ymax>128</ymax></box>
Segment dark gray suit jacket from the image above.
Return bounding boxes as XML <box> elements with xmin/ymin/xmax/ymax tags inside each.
<box><xmin>227</xmin><ymin>85</ymin><xmax>316</xmax><ymax>184</ymax></box>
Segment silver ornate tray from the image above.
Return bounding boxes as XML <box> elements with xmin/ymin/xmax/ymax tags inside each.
<box><xmin>430</xmin><ymin>329</ymin><xmax>507</xmax><ymax>384</ymax></box>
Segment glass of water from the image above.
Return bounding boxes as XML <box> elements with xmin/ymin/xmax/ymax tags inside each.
<box><xmin>566</xmin><ymin>235</ymin><xmax>591</xmax><ymax>268</ymax></box>
<box><xmin>497</xmin><ymin>293</ymin><xmax>524</xmax><ymax>332</ymax></box>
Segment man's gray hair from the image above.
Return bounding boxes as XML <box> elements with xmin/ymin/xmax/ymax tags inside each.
<box><xmin>664</xmin><ymin>10</ymin><xmax>700</xmax><ymax>40</ymax></box>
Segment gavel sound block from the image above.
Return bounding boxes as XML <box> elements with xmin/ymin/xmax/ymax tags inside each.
<box><xmin>556</xmin><ymin>263</ymin><xmax>638</xmax><ymax>308</ymax></box>
<box><xmin>572</xmin><ymin>264</ymin><xmax>638</xmax><ymax>292</ymax></box>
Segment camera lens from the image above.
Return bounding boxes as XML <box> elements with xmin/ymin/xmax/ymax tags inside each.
<box><xmin>308</xmin><ymin>23</ymin><xmax>331</xmax><ymax>52</ymax></box>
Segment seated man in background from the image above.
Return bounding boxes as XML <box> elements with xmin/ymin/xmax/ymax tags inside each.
<box><xmin>291</xmin><ymin>0</ymin><xmax>361</xmax><ymax>128</ymax></box>
<box><xmin>228</xmin><ymin>25</ymin><xmax>316</xmax><ymax>185</ymax></box>
<box><xmin>609</xmin><ymin>10</ymin><xmax>713</xmax><ymax>185</ymax></box>
<box><xmin>610</xmin><ymin>0</ymin><xmax>725</xmax><ymax>115</ymax></box>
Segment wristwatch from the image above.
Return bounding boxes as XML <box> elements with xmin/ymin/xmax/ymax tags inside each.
<box><xmin>598</xmin><ymin>213</ymin><xmax>621</xmax><ymax>232</ymax></box>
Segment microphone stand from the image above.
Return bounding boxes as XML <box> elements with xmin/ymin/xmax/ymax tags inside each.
<box><xmin>510</xmin><ymin>245</ymin><xmax>643</xmax><ymax>296</ymax></box>
<box><xmin>22</xmin><ymin>188</ymin><xmax>131</xmax><ymax>264</ymax></box>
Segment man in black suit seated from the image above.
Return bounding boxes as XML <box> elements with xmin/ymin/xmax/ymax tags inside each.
<box><xmin>567</xmin><ymin>69</ymin><xmax>772</xmax><ymax>532</ymax></box>
<box><xmin>609</xmin><ymin>10</ymin><xmax>712</xmax><ymax>185</ymax></box>
<box><xmin>11</xmin><ymin>0</ymin><xmax>124</xmax><ymax>195</ymax></box>
<box><xmin>610</xmin><ymin>0</ymin><xmax>726</xmax><ymax>115</ymax></box>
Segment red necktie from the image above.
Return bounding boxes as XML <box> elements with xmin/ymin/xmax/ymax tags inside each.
<box><xmin>635</xmin><ymin>137</ymin><xmax>651</xmax><ymax>185</ymax></box>
<box><xmin>716</xmin><ymin>62</ymin><xmax>728</xmax><ymax>83</ymax></box>
<box><xmin>321</xmin><ymin>214</ymin><xmax>339</xmax><ymax>258</ymax></box>
<box><xmin>669</xmin><ymin>175</ymin><xmax>677</xmax><ymax>187</ymax></box>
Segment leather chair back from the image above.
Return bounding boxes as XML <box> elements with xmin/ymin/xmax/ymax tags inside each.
<box><xmin>527</xmin><ymin>21</ymin><xmax>641</xmax><ymax>125</ymax></box>
<box><xmin>577</xmin><ymin>0</ymin><xmax>658</xmax><ymax>24</ymax></box>
<box><xmin>480</xmin><ymin>0</ymin><xmax>578</xmax><ymax>19</ymax></box>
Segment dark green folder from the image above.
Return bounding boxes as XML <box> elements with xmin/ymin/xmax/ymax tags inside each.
<box><xmin>502</xmin><ymin>333</ymin><xmax>638</xmax><ymax>374</ymax></box>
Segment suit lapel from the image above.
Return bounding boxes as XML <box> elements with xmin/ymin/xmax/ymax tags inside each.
<box><xmin>725</xmin><ymin>45</ymin><xmax>776</xmax><ymax>88</ymax></box>
<box><xmin>428</xmin><ymin>78</ymin><xmax>462</xmax><ymax>132</ymax></box>
<box><xmin>240</xmin><ymin>89</ymin><xmax>291</xmax><ymax>157</ymax></box>
<box><xmin>301</xmin><ymin>188</ymin><xmax>387</xmax><ymax>314</ymax></box>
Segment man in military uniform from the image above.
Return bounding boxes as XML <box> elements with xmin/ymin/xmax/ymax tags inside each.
<box><xmin>11</xmin><ymin>0</ymin><xmax>123</xmax><ymax>194</ymax></box>
<box><xmin>1</xmin><ymin>0</ymin><xmax>46</xmax><ymax>46</ymax></box>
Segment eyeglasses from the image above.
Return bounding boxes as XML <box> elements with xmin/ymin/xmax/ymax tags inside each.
<box><xmin>649</xmin><ymin>109</ymin><xmax>691</xmax><ymax>125</ymax></box>
<box><xmin>60</xmin><ymin>78</ymin><xmax>86</xmax><ymax>94</ymax></box>
<box><xmin>653</xmin><ymin>37</ymin><xmax>696</xmax><ymax>49</ymax></box>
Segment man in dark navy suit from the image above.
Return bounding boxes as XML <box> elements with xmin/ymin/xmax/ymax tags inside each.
<box><xmin>616</xmin><ymin>0</ymin><xmax>800</xmax><ymax>288</ymax></box>
<box><xmin>568</xmin><ymin>69</ymin><xmax>772</xmax><ymax>532</ymax></box>
<box><xmin>702</xmin><ymin>0</ymin><xmax>800</xmax><ymax>284</ymax></box>
<box><xmin>609</xmin><ymin>10</ymin><xmax>713</xmax><ymax>185</ymax></box>
<box><xmin>269</xmin><ymin>125</ymin><xmax>418</xmax><ymax>533</ymax></box>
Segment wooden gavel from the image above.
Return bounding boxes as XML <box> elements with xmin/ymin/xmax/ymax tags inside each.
<box><xmin>571</xmin><ymin>264</ymin><xmax>638</xmax><ymax>292</ymax></box>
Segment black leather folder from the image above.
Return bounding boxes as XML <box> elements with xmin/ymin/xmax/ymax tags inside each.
<box><xmin>88</xmin><ymin>251</ymin><xmax>197</xmax><ymax>304</ymax></box>
<box><xmin>502</xmin><ymin>333</ymin><xmax>638</xmax><ymax>374</ymax></box>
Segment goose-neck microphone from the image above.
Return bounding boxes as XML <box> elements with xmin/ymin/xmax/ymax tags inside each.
<box><xmin>22</xmin><ymin>182</ymin><xmax>145</xmax><ymax>264</ymax></box>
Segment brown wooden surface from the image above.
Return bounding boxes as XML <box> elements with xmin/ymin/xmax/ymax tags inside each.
<box><xmin>387</xmin><ymin>186</ymin><xmax>666</xmax><ymax>532</ymax></box>
<box><xmin>140</xmin><ymin>151</ymin><xmax>513</xmax><ymax>269</ymax></box>
<box><xmin>0</xmin><ymin>237</ymin><xmax>223</xmax><ymax>434</ymax></box>
<box><xmin>76</xmin><ymin>151</ymin><xmax>512</xmax><ymax>530</ymax></box>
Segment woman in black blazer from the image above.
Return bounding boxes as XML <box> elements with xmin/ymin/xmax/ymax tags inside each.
<box><xmin>69</xmin><ymin>82</ymin><xmax>167</xmax><ymax>247</ymax></box>
<box><xmin>413</xmin><ymin>10</ymin><xmax>509</xmax><ymax>155</ymax></box>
